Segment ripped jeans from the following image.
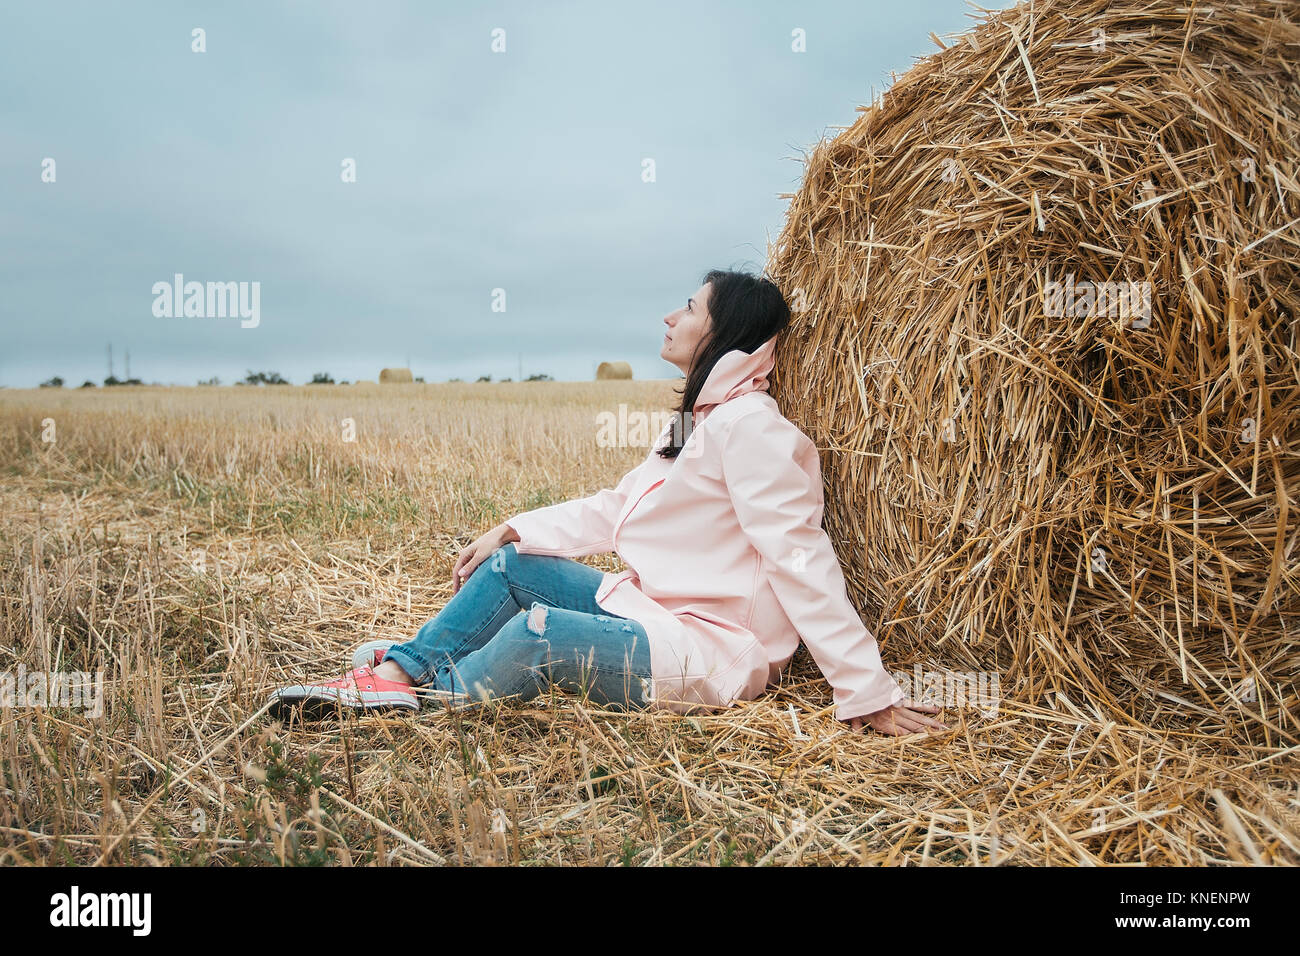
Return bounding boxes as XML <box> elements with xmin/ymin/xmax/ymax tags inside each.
<box><xmin>382</xmin><ymin>543</ymin><xmax>653</xmax><ymax>711</ymax></box>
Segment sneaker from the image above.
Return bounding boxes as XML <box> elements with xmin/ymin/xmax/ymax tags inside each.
<box><xmin>352</xmin><ymin>639</ymin><xmax>398</xmax><ymax>672</ymax></box>
<box><xmin>267</xmin><ymin>665</ymin><xmax>419</xmax><ymax>720</ymax></box>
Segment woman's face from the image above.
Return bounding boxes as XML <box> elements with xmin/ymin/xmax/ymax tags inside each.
<box><xmin>660</xmin><ymin>282</ymin><xmax>712</xmax><ymax>375</ymax></box>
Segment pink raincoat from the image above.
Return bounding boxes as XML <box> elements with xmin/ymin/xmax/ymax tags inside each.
<box><xmin>504</xmin><ymin>336</ymin><xmax>907</xmax><ymax>722</ymax></box>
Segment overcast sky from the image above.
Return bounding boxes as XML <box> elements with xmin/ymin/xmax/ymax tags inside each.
<box><xmin>0</xmin><ymin>0</ymin><xmax>1014</xmax><ymax>387</ymax></box>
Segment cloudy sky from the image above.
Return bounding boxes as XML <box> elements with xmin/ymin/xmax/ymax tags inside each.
<box><xmin>0</xmin><ymin>0</ymin><xmax>1013</xmax><ymax>387</ymax></box>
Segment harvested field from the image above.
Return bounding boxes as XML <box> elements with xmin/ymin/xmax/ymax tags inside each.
<box><xmin>2</xmin><ymin>382</ymin><xmax>1296</xmax><ymax>865</ymax></box>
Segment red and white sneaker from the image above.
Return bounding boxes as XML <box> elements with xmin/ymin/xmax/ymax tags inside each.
<box><xmin>351</xmin><ymin>639</ymin><xmax>398</xmax><ymax>672</ymax></box>
<box><xmin>267</xmin><ymin>664</ymin><xmax>419</xmax><ymax>719</ymax></box>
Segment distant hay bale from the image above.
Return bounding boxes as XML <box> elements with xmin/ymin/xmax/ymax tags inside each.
<box><xmin>767</xmin><ymin>0</ymin><xmax>1300</xmax><ymax>719</ymax></box>
<box><xmin>352</xmin><ymin>380</ymin><xmax>375</xmax><ymax>386</ymax></box>
<box><xmin>379</xmin><ymin>367</ymin><xmax>414</xmax><ymax>384</ymax></box>
<box><xmin>596</xmin><ymin>361</ymin><xmax>633</xmax><ymax>380</ymax></box>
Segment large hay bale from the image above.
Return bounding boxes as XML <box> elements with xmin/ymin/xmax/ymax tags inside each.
<box><xmin>767</xmin><ymin>0</ymin><xmax>1300</xmax><ymax>720</ymax></box>
<box><xmin>379</xmin><ymin>367</ymin><xmax>414</xmax><ymax>384</ymax></box>
<box><xmin>596</xmin><ymin>361</ymin><xmax>633</xmax><ymax>380</ymax></box>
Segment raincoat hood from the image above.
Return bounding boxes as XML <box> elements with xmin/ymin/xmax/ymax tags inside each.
<box><xmin>691</xmin><ymin>336</ymin><xmax>777</xmax><ymax>418</ymax></box>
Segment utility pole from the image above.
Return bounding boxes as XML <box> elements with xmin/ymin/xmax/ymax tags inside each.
<box><xmin>518</xmin><ymin>352</ymin><xmax>522</xmax><ymax>380</ymax></box>
<box><xmin>107</xmin><ymin>343</ymin><xmax>113</xmax><ymax>380</ymax></box>
<box><xmin>125</xmin><ymin>350</ymin><xmax>131</xmax><ymax>381</ymax></box>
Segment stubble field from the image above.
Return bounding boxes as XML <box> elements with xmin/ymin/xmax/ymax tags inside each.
<box><xmin>1</xmin><ymin>382</ymin><xmax>1296</xmax><ymax>865</ymax></box>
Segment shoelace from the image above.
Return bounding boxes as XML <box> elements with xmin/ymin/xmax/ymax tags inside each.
<box><xmin>333</xmin><ymin>665</ymin><xmax>373</xmax><ymax>689</ymax></box>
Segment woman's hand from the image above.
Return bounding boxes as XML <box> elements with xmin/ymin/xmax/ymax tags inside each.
<box><xmin>846</xmin><ymin>699</ymin><xmax>949</xmax><ymax>737</ymax></box>
<box><xmin>452</xmin><ymin>523</ymin><xmax>520</xmax><ymax>593</ymax></box>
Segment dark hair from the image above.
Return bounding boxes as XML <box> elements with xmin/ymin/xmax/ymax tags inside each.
<box><xmin>658</xmin><ymin>268</ymin><xmax>791</xmax><ymax>459</ymax></box>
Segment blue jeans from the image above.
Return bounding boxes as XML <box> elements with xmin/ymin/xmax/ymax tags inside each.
<box><xmin>383</xmin><ymin>543</ymin><xmax>653</xmax><ymax>711</ymax></box>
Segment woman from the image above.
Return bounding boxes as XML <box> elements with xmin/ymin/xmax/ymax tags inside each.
<box><xmin>269</xmin><ymin>270</ymin><xmax>947</xmax><ymax>737</ymax></box>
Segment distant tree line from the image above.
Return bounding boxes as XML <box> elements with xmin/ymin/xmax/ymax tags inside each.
<box><xmin>40</xmin><ymin>376</ymin><xmax>143</xmax><ymax>388</ymax></box>
<box><xmin>239</xmin><ymin>370</ymin><xmax>289</xmax><ymax>385</ymax></box>
<box><xmin>33</xmin><ymin>368</ymin><xmax>554</xmax><ymax>388</ymax></box>
<box><xmin>470</xmin><ymin>373</ymin><xmax>553</xmax><ymax>382</ymax></box>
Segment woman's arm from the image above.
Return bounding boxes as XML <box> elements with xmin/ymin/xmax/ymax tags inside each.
<box><xmin>720</xmin><ymin>409</ymin><xmax>907</xmax><ymax>722</ymax></box>
<box><xmin>452</xmin><ymin>423</ymin><xmax>669</xmax><ymax>592</ymax></box>
<box><xmin>502</xmin><ymin>458</ymin><xmax>649</xmax><ymax>559</ymax></box>
<box><xmin>450</xmin><ymin>460</ymin><xmax>645</xmax><ymax>592</ymax></box>
<box><xmin>451</xmin><ymin>521</ymin><xmax>519</xmax><ymax>592</ymax></box>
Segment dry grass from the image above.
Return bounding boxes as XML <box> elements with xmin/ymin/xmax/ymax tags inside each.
<box><xmin>1</xmin><ymin>381</ymin><xmax>1296</xmax><ymax>865</ymax></box>
<box><xmin>763</xmin><ymin>0</ymin><xmax>1300</xmax><ymax>864</ymax></box>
